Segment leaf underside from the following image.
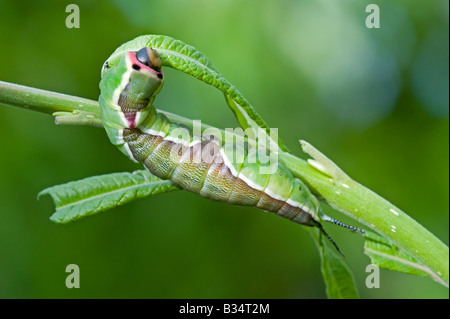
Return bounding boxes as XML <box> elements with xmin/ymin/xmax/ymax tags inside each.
<box><xmin>364</xmin><ymin>231</ymin><xmax>446</xmax><ymax>286</ymax></box>
<box><xmin>38</xmin><ymin>170</ymin><xmax>180</xmax><ymax>224</ymax></box>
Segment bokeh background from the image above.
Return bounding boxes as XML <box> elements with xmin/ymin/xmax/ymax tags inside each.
<box><xmin>0</xmin><ymin>0</ymin><xmax>448</xmax><ymax>299</ymax></box>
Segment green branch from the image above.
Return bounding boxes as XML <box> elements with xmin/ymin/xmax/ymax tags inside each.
<box><xmin>0</xmin><ymin>81</ymin><xmax>101</xmax><ymax>126</ymax></box>
<box><xmin>1</xmin><ymin>80</ymin><xmax>448</xmax><ymax>288</ymax></box>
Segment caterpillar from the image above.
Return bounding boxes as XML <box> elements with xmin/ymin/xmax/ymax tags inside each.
<box><xmin>99</xmin><ymin>47</ymin><xmax>363</xmax><ymax>255</ymax></box>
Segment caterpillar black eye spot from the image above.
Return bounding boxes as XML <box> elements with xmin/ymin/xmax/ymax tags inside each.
<box><xmin>132</xmin><ymin>64</ymin><xmax>141</xmax><ymax>71</ymax></box>
<box><xmin>157</xmin><ymin>73</ymin><xmax>163</xmax><ymax>79</ymax></box>
<box><xmin>136</xmin><ymin>47</ymin><xmax>162</xmax><ymax>72</ymax></box>
<box><xmin>299</xmin><ymin>187</ymin><xmax>302</xmax><ymax>191</ymax></box>
<box><xmin>279</xmin><ymin>172</ymin><xmax>283</xmax><ymax>176</ymax></box>
<box><xmin>136</xmin><ymin>48</ymin><xmax>150</xmax><ymax>66</ymax></box>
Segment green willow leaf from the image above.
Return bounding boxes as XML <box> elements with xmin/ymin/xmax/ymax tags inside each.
<box><xmin>38</xmin><ymin>170</ymin><xmax>181</xmax><ymax>224</ymax></box>
<box><xmin>364</xmin><ymin>231</ymin><xmax>448</xmax><ymax>287</ymax></box>
<box><xmin>309</xmin><ymin>229</ymin><xmax>360</xmax><ymax>299</ymax></box>
<box><xmin>106</xmin><ymin>34</ymin><xmax>289</xmax><ymax>152</ymax></box>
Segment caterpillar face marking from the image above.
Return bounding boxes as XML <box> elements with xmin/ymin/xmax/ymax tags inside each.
<box><xmin>99</xmin><ymin>46</ymin><xmax>365</xmax><ymax>256</ymax></box>
<box><xmin>129</xmin><ymin>50</ymin><xmax>163</xmax><ymax>80</ymax></box>
<box><xmin>136</xmin><ymin>47</ymin><xmax>162</xmax><ymax>71</ymax></box>
<box><xmin>134</xmin><ymin>48</ymin><xmax>164</xmax><ymax>79</ymax></box>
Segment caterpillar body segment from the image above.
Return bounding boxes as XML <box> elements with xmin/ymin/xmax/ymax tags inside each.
<box><xmin>122</xmin><ymin>126</ymin><xmax>321</xmax><ymax>227</ymax></box>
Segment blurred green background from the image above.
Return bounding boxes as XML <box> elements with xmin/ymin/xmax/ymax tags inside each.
<box><xmin>0</xmin><ymin>0</ymin><xmax>448</xmax><ymax>299</ymax></box>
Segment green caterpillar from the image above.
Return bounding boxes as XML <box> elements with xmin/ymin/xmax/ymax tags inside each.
<box><xmin>99</xmin><ymin>47</ymin><xmax>363</xmax><ymax>254</ymax></box>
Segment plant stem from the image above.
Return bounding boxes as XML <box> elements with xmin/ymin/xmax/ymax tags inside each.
<box><xmin>0</xmin><ymin>81</ymin><xmax>101</xmax><ymax>125</ymax></box>
<box><xmin>1</xmin><ymin>80</ymin><xmax>448</xmax><ymax>286</ymax></box>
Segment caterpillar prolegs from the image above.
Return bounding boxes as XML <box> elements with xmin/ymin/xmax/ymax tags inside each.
<box><xmin>99</xmin><ymin>47</ymin><xmax>363</xmax><ymax>254</ymax></box>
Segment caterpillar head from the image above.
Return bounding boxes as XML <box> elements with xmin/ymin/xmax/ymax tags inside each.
<box><xmin>123</xmin><ymin>47</ymin><xmax>164</xmax><ymax>106</ymax></box>
<box><xmin>100</xmin><ymin>47</ymin><xmax>164</xmax><ymax>128</ymax></box>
